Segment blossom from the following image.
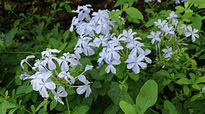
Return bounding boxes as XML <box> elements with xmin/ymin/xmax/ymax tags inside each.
<box><xmin>125</xmin><ymin>54</ymin><xmax>147</xmax><ymax>74</ymax></box>
<box><xmin>184</xmin><ymin>25</ymin><xmax>199</xmax><ymax>42</ymax></box>
<box><xmin>162</xmin><ymin>46</ymin><xmax>173</xmax><ymax>59</ymax></box>
<box><xmin>154</xmin><ymin>19</ymin><xmax>167</xmax><ymax>29</ymax></box>
<box><xmin>105</xmin><ymin>60</ymin><xmax>120</xmax><ymax>74</ymax></box>
<box><xmin>167</xmin><ymin>11</ymin><xmax>177</xmax><ymax>20</ymax></box>
<box><xmin>140</xmin><ymin>49</ymin><xmax>152</xmax><ymax>64</ymax></box>
<box><xmin>72</xmin><ymin>4</ymin><xmax>93</xmax><ymax>21</ymax></box>
<box><xmin>147</xmin><ymin>31</ymin><xmax>161</xmax><ymax>44</ymax></box>
<box><xmin>76</xmin><ymin>74</ymin><xmax>91</xmax><ymax>98</ymax></box>
<box><xmin>20</xmin><ymin>55</ymin><xmax>35</xmax><ymax>69</ymax></box>
<box><xmin>58</xmin><ymin>72</ymin><xmax>75</xmax><ymax>84</ymax></box>
<box><xmin>93</xmin><ymin>35</ymin><xmax>108</xmax><ymax>47</ymax></box>
<box><xmin>20</xmin><ymin>72</ymin><xmax>31</xmax><ymax>80</ymax></box>
<box><xmin>30</xmin><ymin>71</ymin><xmax>56</xmax><ymax>98</ymax></box>
<box><xmin>52</xmin><ymin>86</ymin><xmax>68</xmax><ymax>105</ymax></box>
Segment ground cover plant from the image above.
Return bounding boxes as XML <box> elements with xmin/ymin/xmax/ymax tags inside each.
<box><xmin>0</xmin><ymin>0</ymin><xmax>205</xmax><ymax>114</ymax></box>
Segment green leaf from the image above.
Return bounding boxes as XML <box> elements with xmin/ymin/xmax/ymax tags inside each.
<box><xmin>196</xmin><ymin>77</ymin><xmax>205</xmax><ymax>83</ymax></box>
<box><xmin>63</xmin><ymin>30</ymin><xmax>70</xmax><ymax>42</ymax></box>
<box><xmin>116</xmin><ymin>63</ymin><xmax>126</xmax><ymax>79</ymax></box>
<box><xmin>183</xmin><ymin>85</ymin><xmax>190</xmax><ymax>96</ymax></box>
<box><xmin>72</xmin><ymin>105</ymin><xmax>89</xmax><ymax>114</ymax></box>
<box><xmin>104</xmin><ymin>104</ymin><xmax>119</xmax><ymax>114</ymax></box>
<box><xmin>135</xmin><ymin>80</ymin><xmax>158</xmax><ymax>114</ymax></box>
<box><xmin>163</xmin><ymin>100</ymin><xmax>177</xmax><ymax>114</ymax></box>
<box><xmin>0</xmin><ymin>100</ymin><xmax>16</xmax><ymax>114</ymax></box>
<box><xmin>5</xmin><ymin>27</ymin><xmax>18</xmax><ymax>47</ymax></box>
<box><xmin>8</xmin><ymin>107</ymin><xmax>18</xmax><ymax>114</ymax></box>
<box><xmin>199</xmin><ymin>54</ymin><xmax>205</xmax><ymax>60</ymax></box>
<box><xmin>109</xmin><ymin>11</ymin><xmax>122</xmax><ymax>24</ymax></box>
<box><xmin>191</xmin><ymin>94</ymin><xmax>201</xmax><ymax>102</ymax></box>
<box><xmin>128</xmin><ymin>72</ymin><xmax>139</xmax><ymax>81</ymax></box>
<box><xmin>176</xmin><ymin>78</ymin><xmax>192</xmax><ymax>85</ymax></box>
<box><xmin>50</xmin><ymin>100</ymin><xmax>57</xmax><ymax>110</ymax></box>
<box><xmin>191</xmin><ymin>14</ymin><xmax>202</xmax><ymax>30</ymax></box>
<box><xmin>124</xmin><ymin>7</ymin><xmax>143</xmax><ymax>20</ymax></box>
<box><xmin>114</xmin><ymin>0</ymin><xmax>127</xmax><ymax>7</ymax></box>
<box><xmin>119</xmin><ymin>101</ymin><xmax>136</xmax><ymax>114</ymax></box>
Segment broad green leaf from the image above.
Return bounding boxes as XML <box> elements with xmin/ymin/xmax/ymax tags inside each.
<box><xmin>109</xmin><ymin>11</ymin><xmax>122</xmax><ymax>24</ymax></box>
<box><xmin>73</xmin><ymin>105</ymin><xmax>89</xmax><ymax>114</ymax></box>
<box><xmin>124</xmin><ymin>7</ymin><xmax>143</xmax><ymax>20</ymax></box>
<box><xmin>196</xmin><ymin>77</ymin><xmax>205</xmax><ymax>83</ymax></box>
<box><xmin>163</xmin><ymin>100</ymin><xmax>177</xmax><ymax>114</ymax></box>
<box><xmin>191</xmin><ymin>14</ymin><xmax>202</xmax><ymax>30</ymax></box>
<box><xmin>183</xmin><ymin>85</ymin><xmax>190</xmax><ymax>96</ymax></box>
<box><xmin>120</xmin><ymin>101</ymin><xmax>136</xmax><ymax>114</ymax></box>
<box><xmin>50</xmin><ymin>100</ymin><xmax>57</xmax><ymax>110</ymax></box>
<box><xmin>191</xmin><ymin>94</ymin><xmax>201</xmax><ymax>102</ymax></box>
<box><xmin>135</xmin><ymin>80</ymin><xmax>158</xmax><ymax>114</ymax></box>
<box><xmin>176</xmin><ymin>78</ymin><xmax>192</xmax><ymax>85</ymax></box>
<box><xmin>5</xmin><ymin>27</ymin><xmax>18</xmax><ymax>47</ymax></box>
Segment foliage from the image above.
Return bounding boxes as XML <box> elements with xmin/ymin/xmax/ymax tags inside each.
<box><xmin>0</xmin><ymin>0</ymin><xmax>205</xmax><ymax>114</ymax></box>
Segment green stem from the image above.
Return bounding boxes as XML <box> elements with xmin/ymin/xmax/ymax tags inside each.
<box><xmin>65</xmin><ymin>97</ymin><xmax>71</xmax><ymax>114</ymax></box>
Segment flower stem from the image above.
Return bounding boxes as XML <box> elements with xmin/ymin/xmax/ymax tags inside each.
<box><xmin>66</xmin><ymin>97</ymin><xmax>71</xmax><ymax>114</ymax></box>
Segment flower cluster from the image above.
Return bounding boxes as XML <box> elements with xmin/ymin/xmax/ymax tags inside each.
<box><xmin>70</xmin><ymin>5</ymin><xmax>152</xmax><ymax>74</ymax></box>
<box><xmin>70</xmin><ymin>4</ymin><xmax>115</xmax><ymax>37</ymax></box>
<box><xmin>175</xmin><ymin>0</ymin><xmax>187</xmax><ymax>4</ymax></box>
<box><xmin>20</xmin><ymin>48</ymin><xmax>93</xmax><ymax>105</ymax></box>
<box><xmin>147</xmin><ymin>11</ymin><xmax>199</xmax><ymax>60</ymax></box>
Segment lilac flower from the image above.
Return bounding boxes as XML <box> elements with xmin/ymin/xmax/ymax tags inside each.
<box><xmin>76</xmin><ymin>74</ymin><xmax>91</xmax><ymax>98</ymax></box>
<box><xmin>125</xmin><ymin>54</ymin><xmax>147</xmax><ymax>74</ymax></box>
<box><xmin>105</xmin><ymin>60</ymin><xmax>121</xmax><ymax>74</ymax></box>
<box><xmin>58</xmin><ymin>72</ymin><xmax>75</xmax><ymax>84</ymax></box>
<box><xmin>184</xmin><ymin>25</ymin><xmax>199</xmax><ymax>42</ymax></box>
<box><xmin>167</xmin><ymin>11</ymin><xmax>177</xmax><ymax>20</ymax></box>
<box><xmin>52</xmin><ymin>86</ymin><xmax>68</xmax><ymax>105</ymax></box>
<box><xmin>162</xmin><ymin>46</ymin><xmax>173</xmax><ymax>59</ymax></box>
<box><xmin>20</xmin><ymin>55</ymin><xmax>35</xmax><ymax>69</ymax></box>
<box><xmin>147</xmin><ymin>31</ymin><xmax>161</xmax><ymax>44</ymax></box>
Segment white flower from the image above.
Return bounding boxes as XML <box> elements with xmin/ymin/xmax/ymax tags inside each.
<box><xmin>72</xmin><ymin>4</ymin><xmax>93</xmax><ymax>21</ymax></box>
<box><xmin>52</xmin><ymin>86</ymin><xmax>68</xmax><ymax>105</ymax></box>
<box><xmin>140</xmin><ymin>49</ymin><xmax>152</xmax><ymax>64</ymax></box>
<box><xmin>93</xmin><ymin>35</ymin><xmax>108</xmax><ymax>47</ymax></box>
<box><xmin>154</xmin><ymin>19</ymin><xmax>167</xmax><ymax>29</ymax></box>
<box><xmin>167</xmin><ymin>11</ymin><xmax>177</xmax><ymax>20</ymax></box>
<box><xmin>70</xmin><ymin>17</ymin><xmax>79</xmax><ymax>32</ymax></box>
<box><xmin>20</xmin><ymin>55</ymin><xmax>35</xmax><ymax>69</ymax></box>
<box><xmin>147</xmin><ymin>31</ymin><xmax>161</xmax><ymax>44</ymax></box>
<box><xmin>20</xmin><ymin>72</ymin><xmax>31</xmax><ymax>80</ymax></box>
<box><xmin>30</xmin><ymin>71</ymin><xmax>56</xmax><ymax>98</ymax></box>
<box><xmin>184</xmin><ymin>25</ymin><xmax>199</xmax><ymax>42</ymax></box>
<box><xmin>125</xmin><ymin>54</ymin><xmax>147</xmax><ymax>74</ymax></box>
<box><xmin>106</xmin><ymin>44</ymin><xmax>123</xmax><ymax>61</ymax></box>
<box><xmin>59</xmin><ymin>56</ymin><xmax>69</xmax><ymax>72</ymax></box>
<box><xmin>121</xmin><ymin>29</ymin><xmax>137</xmax><ymax>42</ymax></box>
<box><xmin>76</xmin><ymin>74</ymin><xmax>91</xmax><ymax>98</ymax></box>
<box><xmin>161</xmin><ymin>24</ymin><xmax>175</xmax><ymax>36</ymax></box>
<box><xmin>33</xmin><ymin>59</ymin><xmax>47</xmax><ymax>72</ymax></box>
<box><xmin>105</xmin><ymin>60</ymin><xmax>120</xmax><ymax>74</ymax></box>
<box><xmin>162</xmin><ymin>46</ymin><xmax>173</xmax><ymax>59</ymax></box>
<box><xmin>58</xmin><ymin>72</ymin><xmax>75</xmax><ymax>84</ymax></box>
